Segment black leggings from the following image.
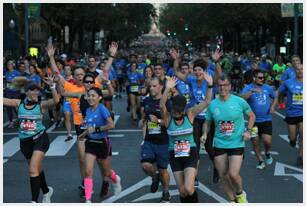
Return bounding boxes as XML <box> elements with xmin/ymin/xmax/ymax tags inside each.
<box><xmin>193</xmin><ymin>118</ymin><xmax>215</xmax><ymax>161</ymax></box>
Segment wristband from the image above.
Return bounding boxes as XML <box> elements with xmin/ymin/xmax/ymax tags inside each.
<box><xmin>95</xmin><ymin>126</ymin><xmax>101</xmax><ymax>132</ymax></box>
<box><xmin>208</xmin><ymin>84</ymin><xmax>214</xmax><ymax>88</ymax></box>
<box><xmin>50</xmin><ymin>83</ymin><xmax>56</xmax><ymax>89</ymax></box>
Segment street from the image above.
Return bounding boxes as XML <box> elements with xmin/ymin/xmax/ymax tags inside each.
<box><xmin>3</xmin><ymin>95</ymin><xmax>303</xmax><ymax>203</ymax></box>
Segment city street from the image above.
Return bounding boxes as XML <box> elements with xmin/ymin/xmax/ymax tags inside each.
<box><xmin>3</xmin><ymin>95</ymin><xmax>303</xmax><ymax>203</ymax></box>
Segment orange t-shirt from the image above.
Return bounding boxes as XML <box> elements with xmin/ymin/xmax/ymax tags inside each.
<box><xmin>64</xmin><ymin>81</ymin><xmax>85</xmax><ymax>125</ymax></box>
<box><xmin>64</xmin><ymin>78</ymin><xmax>101</xmax><ymax>125</ymax></box>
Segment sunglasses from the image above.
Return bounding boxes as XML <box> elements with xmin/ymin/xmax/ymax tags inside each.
<box><xmin>84</xmin><ymin>80</ymin><xmax>94</xmax><ymax>84</ymax></box>
<box><xmin>257</xmin><ymin>76</ymin><xmax>264</xmax><ymax>80</ymax></box>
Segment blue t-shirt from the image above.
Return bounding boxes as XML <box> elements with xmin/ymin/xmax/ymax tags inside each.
<box><xmin>281</xmin><ymin>67</ymin><xmax>296</xmax><ymax>81</ymax></box>
<box><xmin>206</xmin><ymin>95</ymin><xmax>252</xmax><ymax>149</ymax></box>
<box><xmin>86</xmin><ymin>103</ymin><xmax>111</xmax><ymax>140</ymax></box>
<box><xmin>207</xmin><ymin>61</ymin><xmax>216</xmax><ymax>76</ymax></box>
<box><xmin>187</xmin><ymin>75</ymin><xmax>209</xmax><ymax>119</ymax></box>
<box><xmin>5</xmin><ymin>69</ymin><xmax>21</xmax><ymax>91</ymax></box>
<box><xmin>278</xmin><ymin>78</ymin><xmax>303</xmax><ymax>117</ymax></box>
<box><xmin>176</xmin><ymin>78</ymin><xmax>192</xmax><ymax>108</ymax></box>
<box><xmin>241</xmin><ymin>83</ymin><xmax>275</xmax><ymax>122</ymax></box>
<box><xmin>27</xmin><ymin>74</ymin><xmax>41</xmax><ymax>86</ymax></box>
<box><xmin>241</xmin><ymin>58</ymin><xmax>252</xmax><ymax>71</ymax></box>
<box><xmin>259</xmin><ymin>61</ymin><xmax>272</xmax><ymax>72</ymax></box>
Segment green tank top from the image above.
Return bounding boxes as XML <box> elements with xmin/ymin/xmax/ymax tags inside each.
<box><xmin>167</xmin><ymin>116</ymin><xmax>196</xmax><ymax>153</ymax></box>
<box><xmin>18</xmin><ymin>101</ymin><xmax>45</xmax><ymax>139</ymax></box>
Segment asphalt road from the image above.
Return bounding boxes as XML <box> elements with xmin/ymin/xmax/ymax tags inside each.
<box><xmin>3</xmin><ymin>95</ymin><xmax>303</xmax><ymax>203</ymax></box>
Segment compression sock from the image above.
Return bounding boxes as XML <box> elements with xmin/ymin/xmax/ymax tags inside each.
<box><xmin>30</xmin><ymin>176</ymin><xmax>41</xmax><ymax>202</ymax></box>
<box><xmin>111</xmin><ymin>170</ymin><xmax>117</xmax><ymax>183</ymax></box>
<box><xmin>84</xmin><ymin>178</ymin><xmax>93</xmax><ymax>201</ymax></box>
<box><xmin>39</xmin><ymin>171</ymin><xmax>49</xmax><ymax>194</ymax></box>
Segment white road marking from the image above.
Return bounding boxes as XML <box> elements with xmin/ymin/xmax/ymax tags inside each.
<box><xmin>114</xmin><ymin>115</ymin><xmax>120</xmax><ymax>125</ymax></box>
<box><xmin>45</xmin><ymin>135</ymin><xmax>77</xmax><ymax>156</ymax></box>
<box><xmin>279</xmin><ymin>134</ymin><xmax>299</xmax><ymax>149</ymax></box>
<box><xmin>274</xmin><ymin>111</ymin><xmax>285</xmax><ymax>119</ymax></box>
<box><xmin>103</xmin><ymin>166</ymin><xmax>227</xmax><ymax>203</ymax></box>
<box><xmin>274</xmin><ymin>161</ymin><xmax>303</xmax><ymax>183</ymax></box>
<box><xmin>250</xmin><ymin>151</ymin><xmax>279</xmax><ymax>155</ymax></box>
<box><xmin>112</xmin><ymin>152</ymin><xmax>119</xmax><ymax>156</ymax></box>
<box><xmin>3</xmin><ymin>137</ymin><xmax>20</xmax><ymax>157</ymax></box>
<box><xmin>3</xmin><ymin>121</ymin><xmax>10</xmax><ymax>127</ymax></box>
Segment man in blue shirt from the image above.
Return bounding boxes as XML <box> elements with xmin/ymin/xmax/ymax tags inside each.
<box><xmin>241</xmin><ymin>70</ymin><xmax>276</xmax><ymax>169</ymax></box>
<box><xmin>273</xmin><ymin>63</ymin><xmax>303</xmax><ymax>167</ymax></box>
<box><xmin>280</xmin><ymin>55</ymin><xmax>301</xmax><ymax>82</ymax></box>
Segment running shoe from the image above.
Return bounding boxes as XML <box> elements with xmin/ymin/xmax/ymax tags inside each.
<box><xmin>194</xmin><ymin>177</ymin><xmax>199</xmax><ymax>187</ymax></box>
<box><xmin>150</xmin><ymin>174</ymin><xmax>160</xmax><ymax>193</ymax></box>
<box><xmin>160</xmin><ymin>191</ymin><xmax>171</xmax><ymax>203</ymax></box>
<box><xmin>213</xmin><ymin>168</ymin><xmax>219</xmax><ymax>184</ymax></box>
<box><xmin>256</xmin><ymin>161</ymin><xmax>266</xmax><ymax>170</ymax></box>
<box><xmin>64</xmin><ymin>135</ymin><xmax>73</xmax><ymax>142</ymax></box>
<box><xmin>265</xmin><ymin>154</ymin><xmax>273</xmax><ymax>165</ymax></box>
<box><xmin>236</xmin><ymin>191</ymin><xmax>248</xmax><ymax>203</ymax></box>
<box><xmin>42</xmin><ymin>186</ymin><xmax>53</xmax><ymax>203</ymax></box>
<box><xmin>100</xmin><ymin>180</ymin><xmax>109</xmax><ymax>197</ymax></box>
<box><xmin>111</xmin><ymin>175</ymin><xmax>122</xmax><ymax>195</ymax></box>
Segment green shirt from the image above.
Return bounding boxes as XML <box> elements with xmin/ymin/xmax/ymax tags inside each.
<box><xmin>206</xmin><ymin>94</ymin><xmax>251</xmax><ymax>149</ymax></box>
<box><xmin>273</xmin><ymin>63</ymin><xmax>286</xmax><ymax>80</ymax></box>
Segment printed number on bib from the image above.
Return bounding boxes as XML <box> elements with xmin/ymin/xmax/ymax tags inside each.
<box><xmin>147</xmin><ymin>121</ymin><xmax>161</xmax><ymax>134</ymax></box>
<box><xmin>20</xmin><ymin>120</ymin><xmax>37</xmax><ymax>132</ymax></box>
<box><xmin>174</xmin><ymin>140</ymin><xmax>190</xmax><ymax>157</ymax></box>
<box><xmin>131</xmin><ymin>85</ymin><xmax>139</xmax><ymax>93</ymax></box>
<box><xmin>220</xmin><ymin>121</ymin><xmax>235</xmax><ymax>136</ymax></box>
<box><xmin>292</xmin><ymin>93</ymin><xmax>303</xmax><ymax>105</ymax></box>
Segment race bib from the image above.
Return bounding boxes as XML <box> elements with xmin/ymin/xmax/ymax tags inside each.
<box><xmin>183</xmin><ymin>94</ymin><xmax>190</xmax><ymax>104</ymax></box>
<box><xmin>220</xmin><ymin>121</ymin><xmax>235</xmax><ymax>136</ymax></box>
<box><xmin>174</xmin><ymin>140</ymin><xmax>190</xmax><ymax>157</ymax></box>
<box><xmin>20</xmin><ymin>120</ymin><xmax>37</xmax><ymax>132</ymax></box>
<box><xmin>80</xmin><ymin>119</ymin><xmax>87</xmax><ymax>129</ymax></box>
<box><xmin>147</xmin><ymin>121</ymin><xmax>161</xmax><ymax>134</ymax></box>
<box><xmin>292</xmin><ymin>93</ymin><xmax>303</xmax><ymax>105</ymax></box>
<box><xmin>102</xmin><ymin>89</ymin><xmax>109</xmax><ymax>96</ymax></box>
<box><xmin>6</xmin><ymin>82</ymin><xmax>14</xmax><ymax>89</ymax></box>
<box><xmin>131</xmin><ymin>85</ymin><xmax>139</xmax><ymax>93</ymax></box>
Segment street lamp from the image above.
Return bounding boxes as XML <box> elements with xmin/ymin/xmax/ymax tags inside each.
<box><xmin>9</xmin><ymin>19</ymin><xmax>15</xmax><ymax>29</ymax></box>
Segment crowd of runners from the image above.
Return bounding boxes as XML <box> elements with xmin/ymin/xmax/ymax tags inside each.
<box><xmin>3</xmin><ymin>39</ymin><xmax>303</xmax><ymax>203</ymax></box>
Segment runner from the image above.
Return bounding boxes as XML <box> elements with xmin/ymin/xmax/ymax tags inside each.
<box><xmin>139</xmin><ymin>77</ymin><xmax>171</xmax><ymax>203</ymax></box>
<box><xmin>127</xmin><ymin>62</ymin><xmax>142</xmax><ymax>123</ymax></box>
<box><xmin>4</xmin><ymin>59</ymin><xmax>21</xmax><ymax>128</ymax></box>
<box><xmin>241</xmin><ymin>70</ymin><xmax>276</xmax><ymax>169</ymax></box>
<box><xmin>78</xmin><ymin>87</ymin><xmax>122</xmax><ymax>203</ymax></box>
<box><xmin>160</xmin><ymin>75</ymin><xmax>213</xmax><ymax>203</ymax></box>
<box><xmin>202</xmin><ymin>74</ymin><xmax>255</xmax><ymax>203</ymax></box>
<box><xmin>273</xmin><ymin>64</ymin><xmax>303</xmax><ymax>167</ymax></box>
<box><xmin>62</xmin><ymin>64</ymin><xmax>75</xmax><ymax>141</ymax></box>
<box><xmin>3</xmin><ymin>74</ymin><xmax>59</xmax><ymax>203</ymax></box>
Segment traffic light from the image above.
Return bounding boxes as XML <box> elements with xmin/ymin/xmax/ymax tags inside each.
<box><xmin>284</xmin><ymin>30</ymin><xmax>291</xmax><ymax>44</ymax></box>
<box><xmin>184</xmin><ymin>24</ymin><xmax>189</xmax><ymax>31</ymax></box>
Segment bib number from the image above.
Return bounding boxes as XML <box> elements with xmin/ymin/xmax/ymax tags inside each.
<box><xmin>131</xmin><ymin>85</ymin><xmax>139</xmax><ymax>93</ymax></box>
<box><xmin>147</xmin><ymin>121</ymin><xmax>161</xmax><ymax>134</ymax></box>
<box><xmin>220</xmin><ymin>121</ymin><xmax>235</xmax><ymax>136</ymax></box>
<box><xmin>292</xmin><ymin>94</ymin><xmax>303</xmax><ymax>105</ymax></box>
<box><xmin>174</xmin><ymin>140</ymin><xmax>190</xmax><ymax>157</ymax></box>
<box><xmin>20</xmin><ymin>120</ymin><xmax>37</xmax><ymax>132</ymax></box>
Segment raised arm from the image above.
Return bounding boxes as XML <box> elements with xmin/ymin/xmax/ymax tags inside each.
<box><xmin>160</xmin><ymin>77</ymin><xmax>177</xmax><ymax>127</ymax></box>
<box><xmin>41</xmin><ymin>73</ymin><xmax>60</xmax><ymax>109</ymax></box>
<box><xmin>45</xmin><ymin>44</ymin><xmax>66</xmax><ymax>85</ymax></box>
<box><xmin>170</xmin><ymin>48</ymin><xmax>187</xmax><ymax>82</ymax></box>
<box><xmin>103</xmin><ymin>42</ymin><xmax>118</xmax><ymax>72</ymax></box>
<box><xmin>211</xmin><ymin>48</ymin><xmax>223</xmax><ymax>82</ymax></box>
<box><xmin>189</xmin><ymin>72</ymin><xmax>213</xmax><ymax>119</ymax></box>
